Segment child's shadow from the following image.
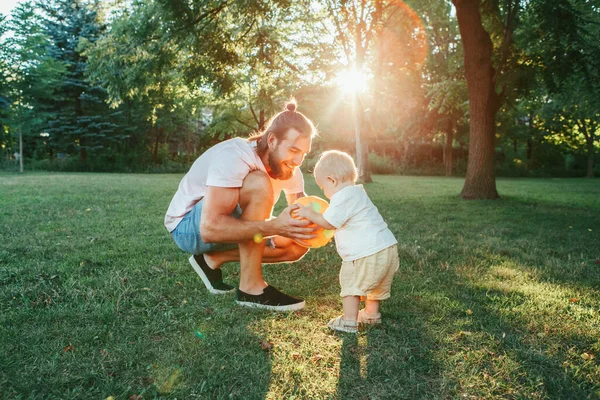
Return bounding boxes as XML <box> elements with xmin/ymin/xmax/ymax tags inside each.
<box><xmin>336</xmin><ymin>315</ymin><xmax>440</xmax><ymax>399</ymax></box>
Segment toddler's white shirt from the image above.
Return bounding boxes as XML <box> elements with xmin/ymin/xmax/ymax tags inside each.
<box><xmin>323</xmin><ymin>184</ymin><xmax>397</xmax><ymax>261</ymax></box>
<box><xmin>164</xmin><ymin>137</ymin><xmax>304</xmax><ymax>232</ymax></box>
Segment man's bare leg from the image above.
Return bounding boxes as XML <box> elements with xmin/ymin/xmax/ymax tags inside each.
<box><xmin>203</xmin><ymin>237</ymin><xmax>309</xmax><ymax>270</ymax></box>
<box><xmin>235</xmin><ymin>170</ymin><xmax>275</xmax><ymax>295</ymax></box>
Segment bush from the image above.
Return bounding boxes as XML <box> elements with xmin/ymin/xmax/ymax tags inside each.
<box><xmin>368</xmin><ymin>152</ymin><xmax>399</xmax><ymax>174</ymax></box>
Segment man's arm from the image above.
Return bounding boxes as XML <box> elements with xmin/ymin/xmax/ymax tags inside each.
<box><xmin>200</xmin><ymin>186</ymin><xmax>316</xmax><ymax>243</ymax></box>
<box><xmin>285</xmin><ymin>191</ymin><xmax>305</xmax><ymax>205</ymax></box>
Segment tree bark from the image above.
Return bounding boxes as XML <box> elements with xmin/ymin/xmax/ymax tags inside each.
<box><xmin>453</xmin><ymin>0</ymin><xmax>500</xmax><ymax>199</ymax></box>
<box><xmin>259</xmin><ymin>109</ymin><xmax>265</xmax><ymax>130</ymax></box>
<box><xmin>362</xmin><ymin>139</ymin><xmax>372</xmax><ymax>182</ymax></box>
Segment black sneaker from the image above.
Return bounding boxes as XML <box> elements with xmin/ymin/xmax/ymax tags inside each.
<box><xmin>189</xmin><ymin>255</ymin><xmax>235</xmax><ymax>294</ymax></box>
<box><xmin>235</xmin><ymin>285</ymin><xmax>305</xmax><ymax>311</ymax></box>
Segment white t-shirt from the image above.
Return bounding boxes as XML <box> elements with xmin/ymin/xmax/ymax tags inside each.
<box><xmin>322</xmin><ymin>184</ymin><xmax>397</xmax><ymax>261</ymax></box>
<box><xmin>164</xmin><ymin>137</ymin><xmax>304</xmax><ymax>232</ymax></box>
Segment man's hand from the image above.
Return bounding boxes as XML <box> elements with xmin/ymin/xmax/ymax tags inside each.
<box><xmin>272</xmin><ymin>204</ymin><xmax>318</xmax><ymax>246</ymax></box>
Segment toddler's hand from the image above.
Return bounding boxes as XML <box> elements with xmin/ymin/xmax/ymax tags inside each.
<box><xmin>295</xmin><ymin>204</ymin><xmax>314</xmax><ymax>220</ymax></box>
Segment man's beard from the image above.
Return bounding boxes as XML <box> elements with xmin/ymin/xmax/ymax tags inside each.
<box><xmin>268</xmin><ymin>151</ymin><xmax>294</xmax><ymax>180</ymax></box>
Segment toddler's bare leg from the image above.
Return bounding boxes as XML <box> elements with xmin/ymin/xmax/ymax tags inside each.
<box><xmin>342</xmin><ymin>296</ymin><xmax>360</xmax><ymax>321</ymax></box>
<box><xmin>364</xmin><ymin>299</ymin><xmax>380</xmax><ymax>315</ymax></box>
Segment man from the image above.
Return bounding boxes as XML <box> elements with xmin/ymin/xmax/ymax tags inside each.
<box><xmin>165</xmin><ymin>101</ymin><xmax>318</xmax><ymax>311</ymax></box>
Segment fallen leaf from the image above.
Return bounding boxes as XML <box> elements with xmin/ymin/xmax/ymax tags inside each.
<box><xmin>86</xmin><ymin>208</ymin><xmax>91</xmax><ymax>212</ymax></box>
<box><xmin>292</xmin><ymin>353</ymin><xmax>300</xmax><ymax>360</ymax></box>
<box><xmin>569</xmin><ymin>298</ymin><xmax>579</xmax><ymax>303</ymax></box>
<box><xmin>260</xmin><ymin>340</ymin><xmax>273</xmax><ymax>352</ymax></box>
<box><xmin>466</xmin><ymin>309</ymin><xmax>473</xmax><ymax>315</ymax></box>
<box><xmin>595</xmin><ymin>258</ymin><xmax>599</xmax><ymax>265</ymax></box>
<box><xmin>581</xmin><ymin>352</ymin><xmax>595</xmax><ymax>361</ymax></box>
<box><xmin>313</xmin><ymin>354</ymin><xmax>324</xmax><ymax>363</ymax></box>
<box><xmin>105</xmin><ymin>397</ymin><xmax>115</xmax><ymax>400</ymax></box>
<box><xmin>129</xmin><ymin>395</ymin><xmax>143</xmax><ymax>400</ymax></box>
<box><xmin>589</xmin><ymin>229</ymin><xmax>593</xmax><ymax>232</ymax></box>
<box><xmin>63</xmin><ymin>343</ymin><xmax>73</xmax><ymax>352</ymax></box>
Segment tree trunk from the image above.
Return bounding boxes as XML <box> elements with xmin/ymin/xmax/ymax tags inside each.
<box><xmin>259</xmin><ymin>110</ymin><xmax>265</xmax><ymax>130</ymax></box>
<box><xmin>354</xmin><ymin>92</ymin><xmax>372</xmax><ymax>182</ymax></box>
<box><xmin>586</xmin><ymin>135</ymin><xmax>595</xmax><ymax>178</ymax></box>
<box><xmin>19</xmin><ymin>125</ymin><xmax>23</xmax><ymax>173</ymax></box>
<box><xmin>80</xmin><ymin>142</ymin><xmax>87</xmax><ymax>162</ymax></box>
<box><xmin>354</xmin><ymin>92</ymin><xmax>364</xmax><ymax>177</ymax></box>
<box><xmin>403</xmin><ymin>140</ymin><xmax>410</xmax><ymax>166</ymax></box>
<box><xmin>445</xmin><ymin>127</ymin><xmax>454</xmax><ymax>177</ymax></box>
<box><xmin>454</xmin><ymin>0</ymin><xmax>500</xmax><ymax>199</ymax></box>
<box><xmin>362</xmin><ymin>140</ymin><xmax>372</xmax><ymax>182</ymax></box>
<box><xmin>153</xmin><ymin>127</ymin><xmax>162</xmax><ymax>162</ymax></box>
<box><xmin>76</xmin><ymin>94</ymin><xmax>86</xmax><ymax>162</ymax></box>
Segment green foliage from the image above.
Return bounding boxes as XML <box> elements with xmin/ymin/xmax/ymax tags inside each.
<box><xmin>0</xmin><ymin>0</ymin><xmax>599</xmax><ymax>176</ymax></box>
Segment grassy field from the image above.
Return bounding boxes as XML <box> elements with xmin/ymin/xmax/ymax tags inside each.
<box><xmin>1</xmin><ymin>173</ymin><xmax>599</xmax><ymax>399</ymax></box>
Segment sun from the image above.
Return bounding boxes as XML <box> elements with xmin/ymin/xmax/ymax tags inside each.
<box><xmin>335</xmin><ymin>69</ymin><xmax>368</xmax><ymax>94</ymax></box>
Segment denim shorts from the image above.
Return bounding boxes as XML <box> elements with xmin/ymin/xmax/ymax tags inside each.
<box><xmin>170</xmin><ymin>198</ymin><xmax>274</xmax><ymax>254</ymax></box>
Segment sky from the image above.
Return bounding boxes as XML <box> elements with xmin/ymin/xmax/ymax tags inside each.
<box><xmin>1</xmin><ymin>0</ymin><xmax>23</xmax><ymax>18</ymax></box>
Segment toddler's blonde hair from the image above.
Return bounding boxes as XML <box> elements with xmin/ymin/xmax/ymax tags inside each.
<box><xmin>314</xmin><ymin>150</ymin><xmax>358</xmax><ymax>183</ymax></box>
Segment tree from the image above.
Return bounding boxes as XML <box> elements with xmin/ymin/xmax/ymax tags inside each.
<box><xmin>521</xmin><ymin>0</ymin><xmax>600</xmax><ymax>177</ymax></box>
<box><xmin>87</xmin><ymin>0</ymin><xmax>328</xmax><ymax>163</ymax></box>
<box><xmin>452</xmin><ymin>0</ymin><xmax>516</xmax><ymax>198</ymax></box>
<box><xmin>0</xmin><ymin>15</ymin><xmax>11</xmax><ymax>157</ymax></box>
<box><xmin>38</xmin><ymin>0</ymin><xmax>124</xmax><ymax>163</ymax></box>
<box><xmin>417</xmin><ymin>0</ymin><xmax>468</xmax><ymax>176</ymax></box>
<box><xmin>2</xmin><ymin>2</ymin><xmax>66</xmax><ymax>172</ymax></box>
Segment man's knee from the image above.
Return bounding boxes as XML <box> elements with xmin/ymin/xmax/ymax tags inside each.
<box><xmin>240</xmin><ymin>170</ymin><xmax>273</xmax><ymax>205</ymax></box>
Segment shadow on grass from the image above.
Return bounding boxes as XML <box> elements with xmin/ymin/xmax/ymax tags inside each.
<box><xmin>336</xmin><ymin>307</ymin><xmax>442</xmax><ymax>399</ymax></box>
<box><xmin>438</xmin><ymin>281</ymin><xmax>599</xmax><ymax>399</ymax></box>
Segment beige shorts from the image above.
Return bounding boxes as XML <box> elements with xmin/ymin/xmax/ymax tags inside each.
<box><xmin>339</xmin><ymin>244</ymin><xmax>399</xmax><ymax>300</ymax></box>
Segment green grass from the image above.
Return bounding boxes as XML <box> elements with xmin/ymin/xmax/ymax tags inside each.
<box><xmin>1</xmin><ymin>173</ymin><xmax>599</xmax><ymax>399</ymax></box>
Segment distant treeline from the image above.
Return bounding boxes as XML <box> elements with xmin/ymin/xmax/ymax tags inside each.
<box><xmin>0</xmin><ymin>0</ymin><xmax>598</xmax><ymax>177</ymax></box>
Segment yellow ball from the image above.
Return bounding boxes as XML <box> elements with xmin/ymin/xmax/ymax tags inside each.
<box><xmin>292</xmin><ymin>196</ymin><xmax>333</xmax><ymax>248</ymax></box>
<box><xmin>253</xmin><ymin>233</ymin><xmax>264</xmax><ymax>243</ymax></box>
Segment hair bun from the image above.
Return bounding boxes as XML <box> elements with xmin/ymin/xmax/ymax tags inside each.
<box><xmin>285</xmin><ymin>101</ymin><xmax>296</xmax><ymax>112</ymax></box>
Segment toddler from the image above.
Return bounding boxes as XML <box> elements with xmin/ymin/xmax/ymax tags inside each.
<box><xmin>296</xmin><ymin>150</ymin><xmax>399</xmax><ymax>333</ymax></box>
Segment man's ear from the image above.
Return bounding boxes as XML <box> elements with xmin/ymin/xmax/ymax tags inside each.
<box><xmin>327</xmin><ymin>176</ymin><xmax>337</xmax><ymax>185</ymax></box>
<box><xmin>266</xmin><ymin>132</ymin><xmax>277</xmax><ymax>149</ymax></box>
